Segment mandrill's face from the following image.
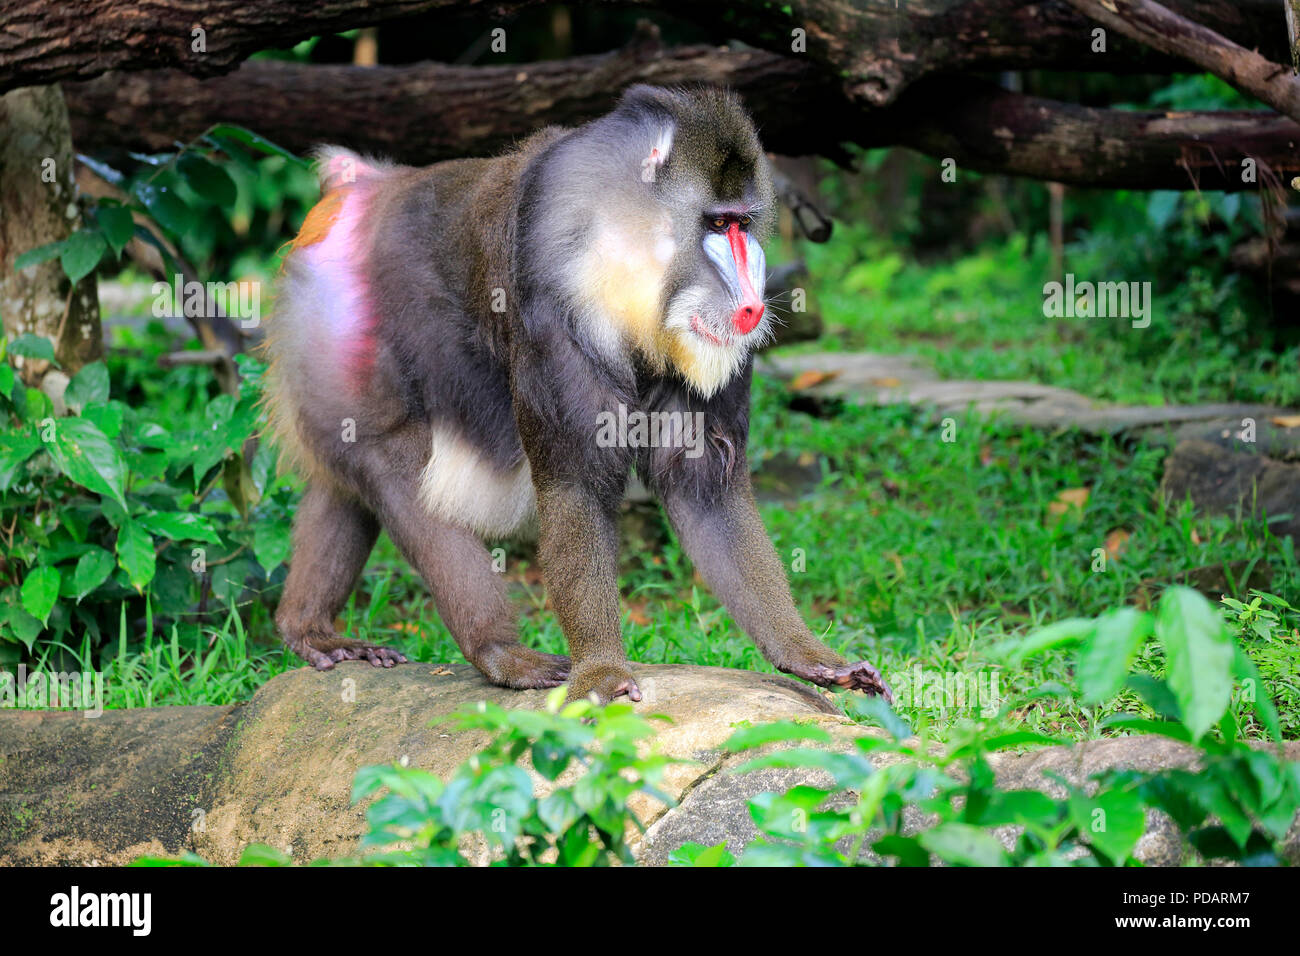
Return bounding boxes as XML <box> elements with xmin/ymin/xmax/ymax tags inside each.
<box><xmin>652</xmin><ymin>139</ymin><xmax>777</xmax><ymax>398</ymax></box>
<box><xmin>552</xmin><ymin>90</ymin><xmax>777</xmax><ymax>397</ymax></box>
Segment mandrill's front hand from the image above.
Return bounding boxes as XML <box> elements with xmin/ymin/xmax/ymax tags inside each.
<box><xmin>776</xmin><ymin>643</ymin><xmax>894</xmax><ymax>703</ymax></box>
<box><xmin>791</xmin><ymin>659</ymin><xmax>893</xmax><ymax>703</ymax></box>
<box><xmin>565</xmin><ymin>663</ymin><xmax>643</xmax><ymax>705</ymax></box>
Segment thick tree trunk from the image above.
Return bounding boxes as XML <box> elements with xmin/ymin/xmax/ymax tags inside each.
<box><xmin>0</xmin><ymin>0</ymin><xmax>1286</xmax><ymax>98</ymax></box>
<box><xmin>0</xmin><ymin>85</ymin><xmax>101</xmax><ymax>397</ymax></box>
<box><xmin>62</xmin><ymin>56</ymin><xmax>1300</xmax><ymax>191</ymax></box>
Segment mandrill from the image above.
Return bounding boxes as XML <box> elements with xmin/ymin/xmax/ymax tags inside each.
<box><xmin>264</xmin><ymin>85</ymin><xmax>890</xmax><ymax>704</ymax></box>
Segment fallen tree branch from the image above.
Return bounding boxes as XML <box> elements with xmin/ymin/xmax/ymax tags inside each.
<box><xmin>64</xmin><ymin>41</ymin><xmax>845</xmax><ymax>163</ymax></box>
<box><xmin>65</xmin><ymin>56</ymin><xmax>1300</xmax><ymax>191</ymax></box>
<box><xmin>0</xmin><ymin>0</ymin><xmax>1287</xmax><ymax>100</ymax></box>
<box><xmin>1065</xmin><ymin>0</ymin><xmax>1300</xmax><ymax>123</ymax></box>
<box><xmin>879</xmin><ymin>77</ymin><xmax>1300</xmax><ymax>192</ymax></box>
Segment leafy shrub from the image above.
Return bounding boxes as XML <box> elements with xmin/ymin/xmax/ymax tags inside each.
<box><xmin>676</xmin><ymin>586</ymin><xmax>1297</xmax><ymax>866</ymax></box>
<box><xmin>0</xmin><ymin>340</ymin><xmax>293</xmax><ymax>670</ymax></box>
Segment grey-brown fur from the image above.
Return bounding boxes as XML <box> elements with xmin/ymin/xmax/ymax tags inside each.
<box><xmin>265</xmin><ymin>86</ymin><xmax>890</xmax><ymax>703</ymax></box>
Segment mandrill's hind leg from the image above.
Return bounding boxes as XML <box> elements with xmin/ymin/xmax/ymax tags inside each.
<box><xmin>276</xmin><ymin>480</ymin><xmax>407</xmax><ymax>669</ymax></box>
<box><xmin>369</xmin><ymin>472</ymin><xmax>570</xmax><ymax>690</ymax></box>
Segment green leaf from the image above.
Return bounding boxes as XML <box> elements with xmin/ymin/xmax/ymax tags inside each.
<box><xmin>7</xmin><ymin>333</ymin><xmax>57</xmax><ymax>363</ymax></box>
<box><xmin>12</xmin><ymin>239</ymin><xmax>66</xmax><ymax>273</ymax></box>
<box><xmin>873</xmin><ymin>834</ymin><xmax>930</xmax><ymax>867</ymax></box>
<box><xmin>723</xmin><ymin>720</ymin><xmax>833</xmax><ymax>752</ymax></box>
<box><xmin>207</xmin><ymin>125</ymin><xmax>308</xmax><ymax>166</ymax></box>
<box><xmin>669</xmin><ymin>842</ymin><xmax>735</xmax><ymax>867</ymax></box>
<box><xmin>20</xmin><ymin>386</ymin><xmax>53</xmax><ymax>422</ymax></box>
<box><xmin>130</xmin><ymin>178</ymin><xmax>194</xmax><ymax>236</ymax></box>
<box><xmin>95</xmin><ymin>205</ymin><xmax>136</xmax><ymax>256</ymax></box>
<box><xmin>1158</xmin><ymin>586</ymin><xmax>1234</xmax><ymax>742</ymax></box>
<box><xmin>20</xmin><ymin>566</ymin><xmax>60</xmax><ymax>625</ymax></box>
<box><xmin>45</xmin><ymin>418</ymin><xmax>128</xmax><ymax>511</ymax></box>
<box><xmin>918</xmin><ymin>823</ymin><xmax>1010</xmax><ymax>866</ymax></box>
<box><xmin>211</xmin><ymin>558</ymin><xmax>250</xmax><ymax>605</ymax></box>
<box><xmin>968</xmin><ymin>789</ymin><xmax>1061</xmax><ymax>828</ymax></box>
<box><xmin>0</xmin><ymin>431</ymin><xmax>43</xmax><ymax>491</ymax></box>
<box><xmin>1069</xmin><ymin>787</ymin><xmax>1146</xmax><ymax>863</ymax></box>
<box><xmin>1231</xmin><ymin>645</ymin><xmax>1282</xmax><ymax>743</ymax></box>
<box><xmin>1010</xmin><ymin>617</ymin><xmax>1096</xmax><ymax>665</ymax></box>
<box><xmin>251</xmin><ymin>520</ymin><xmax>291</xmax><ymax>577</ymax></box>
<box><xmin>59</xmin><ymin>229</ymin><xmax>106</xmax><ymax>284</ymax></box>
<box><xmin>1076</xmin><ymin>607</ymin><xmax>1152</xmax><ymax>703</ymax></box>
<box><xmin>81</xmin><ymin>400</ymin><xmax>125</xmax><ymax>439</ymax></box>
<box><xmin>138</xmin><ymin>512</ymin><xmax>222</xmax><ymax>545</ymax></box>
<box><xmin>72</xmin><ymin>548</ymin><xmax>116</xmax><ymax>602</ymax></box>
<box><xmin>116</xmin><ymin>519</ymin><xmax>156</xmax><ymax>592</ymax></box>
<box><xmin>5</xmin><ymin>606</ymin><xmax>43</xmax><ymax>651</ymax></box>
<box><xmin>178</xmin><ymin>153</ymin><xmax>237</xmax><ymax>206</ymax></box>
<box><xmin>237</xmin><ymin>844</ymin><xmax>292</xmax><ymax>867</ymax></box>
<box><xmin>64</xmin><ymin>361</ymin><xmax>110</xmax><ymax>411</ymax></box>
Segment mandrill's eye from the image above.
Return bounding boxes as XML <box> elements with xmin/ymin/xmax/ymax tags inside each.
<box><xmin>709</xmin><ymin>217</ymin><xmax>727</xmax><ymax>231</ymax></box>
<box><xmin>739</xmin><ymin>215</ymin><xmax>752</xmax><ymax>228</ymax></box>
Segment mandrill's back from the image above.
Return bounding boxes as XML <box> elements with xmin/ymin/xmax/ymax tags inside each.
<box><xmin>262</xmin><ymin>130</ymin><xmax>566</xmax><ymax>493</ymax></box>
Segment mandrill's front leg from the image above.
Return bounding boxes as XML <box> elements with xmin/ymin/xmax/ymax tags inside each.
<box><xmin>660</xmin><ymin>474</ymin><xmax>892</xmax><ymax>702</ymax></box>
<box><xmin>533</xmin><ymin>479</ymin><xmax>643</xmax><ymax>704</ymax></box>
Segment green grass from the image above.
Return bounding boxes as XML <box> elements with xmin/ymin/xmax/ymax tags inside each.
<box><xmin>792</xmin><ymin>224</ymin><xmax>1300</xmax><ymax>408</ymax></box>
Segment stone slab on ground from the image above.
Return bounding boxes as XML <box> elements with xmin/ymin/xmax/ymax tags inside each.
<box><xmin>758</xmin><ymin>351</ymin><xmax>1298</xmax><ymax>437</ymax></box>
<box><xmin>2</xmin><ymin>664</ymin><xmax>1296</xmax><ymax>866</ymax></box>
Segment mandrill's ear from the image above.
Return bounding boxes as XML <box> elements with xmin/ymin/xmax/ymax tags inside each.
<box><xmin>640</xmin><ymin>124</ymin><xmax>674</xmax><ymax>184</ymax></box>
<box><xmin>618</xmin><ymin>85</ymin><xmax>677</xmax><ymax>184</ymax></box>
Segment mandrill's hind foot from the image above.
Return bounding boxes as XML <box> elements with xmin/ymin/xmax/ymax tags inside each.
<box><xmin>564</xmin><ymin>663</ymin><xmax>642</xmax><ymax>705</ymax></box>
<box><xmin>288</xmin><ymin>631</ymin><xmax>409</xmax><ymax>670</ymax></box>
<box><xmin>789</xmin><ymin>659</ymin><xmax>893</xmax><ymax>703</ymax></box>
<box><xmin>475</xmin><ymin>645</ymin><xmax>571</xmax><ymax>689</ymax></box>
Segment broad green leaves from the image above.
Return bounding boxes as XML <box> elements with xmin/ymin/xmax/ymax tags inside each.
<box><xmin>138</xmin><ymin>512</ymin><xmax>221</xmax><ymax>544</ymax></box>
<box><xmin>71</xmin><ymin>549</ymin><xmax>116</xmax><ymax>602</ymax></box>
<box><xmin>115</xmin><ymin>519</ymin><xmax>156</xmax><ymax>592</ymax></box>
<box><xmin>1158</xmin><ymin>586</ymin><xmax>1234</xmax><ymax>742</ymax></box>
<box><xmin>1076</xmin><ymin>607</ymin><xmax>1151</xmax><ymax>703</ymax></box>
<box><xmin>6</xmin><ymin>333</ymin><xmax>56</xmax><ymax>363</ymax></box>
<box><xmin>65</xmin><ymin>362</ymin><xmax>109</xmax><ymax>412</ymax></box>
<box><xmin>1068</xmin><ymin>788</ymin><xmax>1146</xmax><ymax>863</ymax></box>
<box><xmin>44</xmin><ymin>417</ymin><xmax>128</xmax><ymax>510</ymax></box>
<box><xmin>20</xmin><ymin>567</ymin><xmax>60</xmax><ymax>624</ymax></box>
<box><xmin>1015</xmin><ymin>587</ymin><xmax>1239</xmax><ymax>743</ymax></box>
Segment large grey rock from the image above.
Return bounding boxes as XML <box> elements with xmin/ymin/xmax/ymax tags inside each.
<box><xmin>0</xmin><ymin>704</ymin><xmax>238</xmax><ymax>865</ymax></box>
<box><xmin>1156</xmin><ymin>417</ymin><xmax>1300</xmax><ymax>462</ymax></box>
<box><xmin>1</xmin><ymin>664</ymin><xmax>1296</xmax><ymax>866</ymax></box>
<box><xmin>1162</xmin><ymin>439</ymin><xmax>1300</xmax><ymax>539</ymax></box>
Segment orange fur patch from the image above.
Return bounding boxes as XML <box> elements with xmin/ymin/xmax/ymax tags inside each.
<box><xmin>291</xmin><ymin>190</ymin><xmax>346</xmax><ymax>250</ymax></box>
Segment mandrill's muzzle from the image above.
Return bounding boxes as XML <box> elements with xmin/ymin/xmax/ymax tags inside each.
<box><xmin>702</xmin><ymin>225</ymin><xmax>767</xmax><ymax>335</ymax></box>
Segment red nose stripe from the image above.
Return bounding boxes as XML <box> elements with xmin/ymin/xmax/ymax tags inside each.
<box><xmin>726</xmin><ymin>223</ymin><xmax>763</xmax><ymax>333</ymax></box>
